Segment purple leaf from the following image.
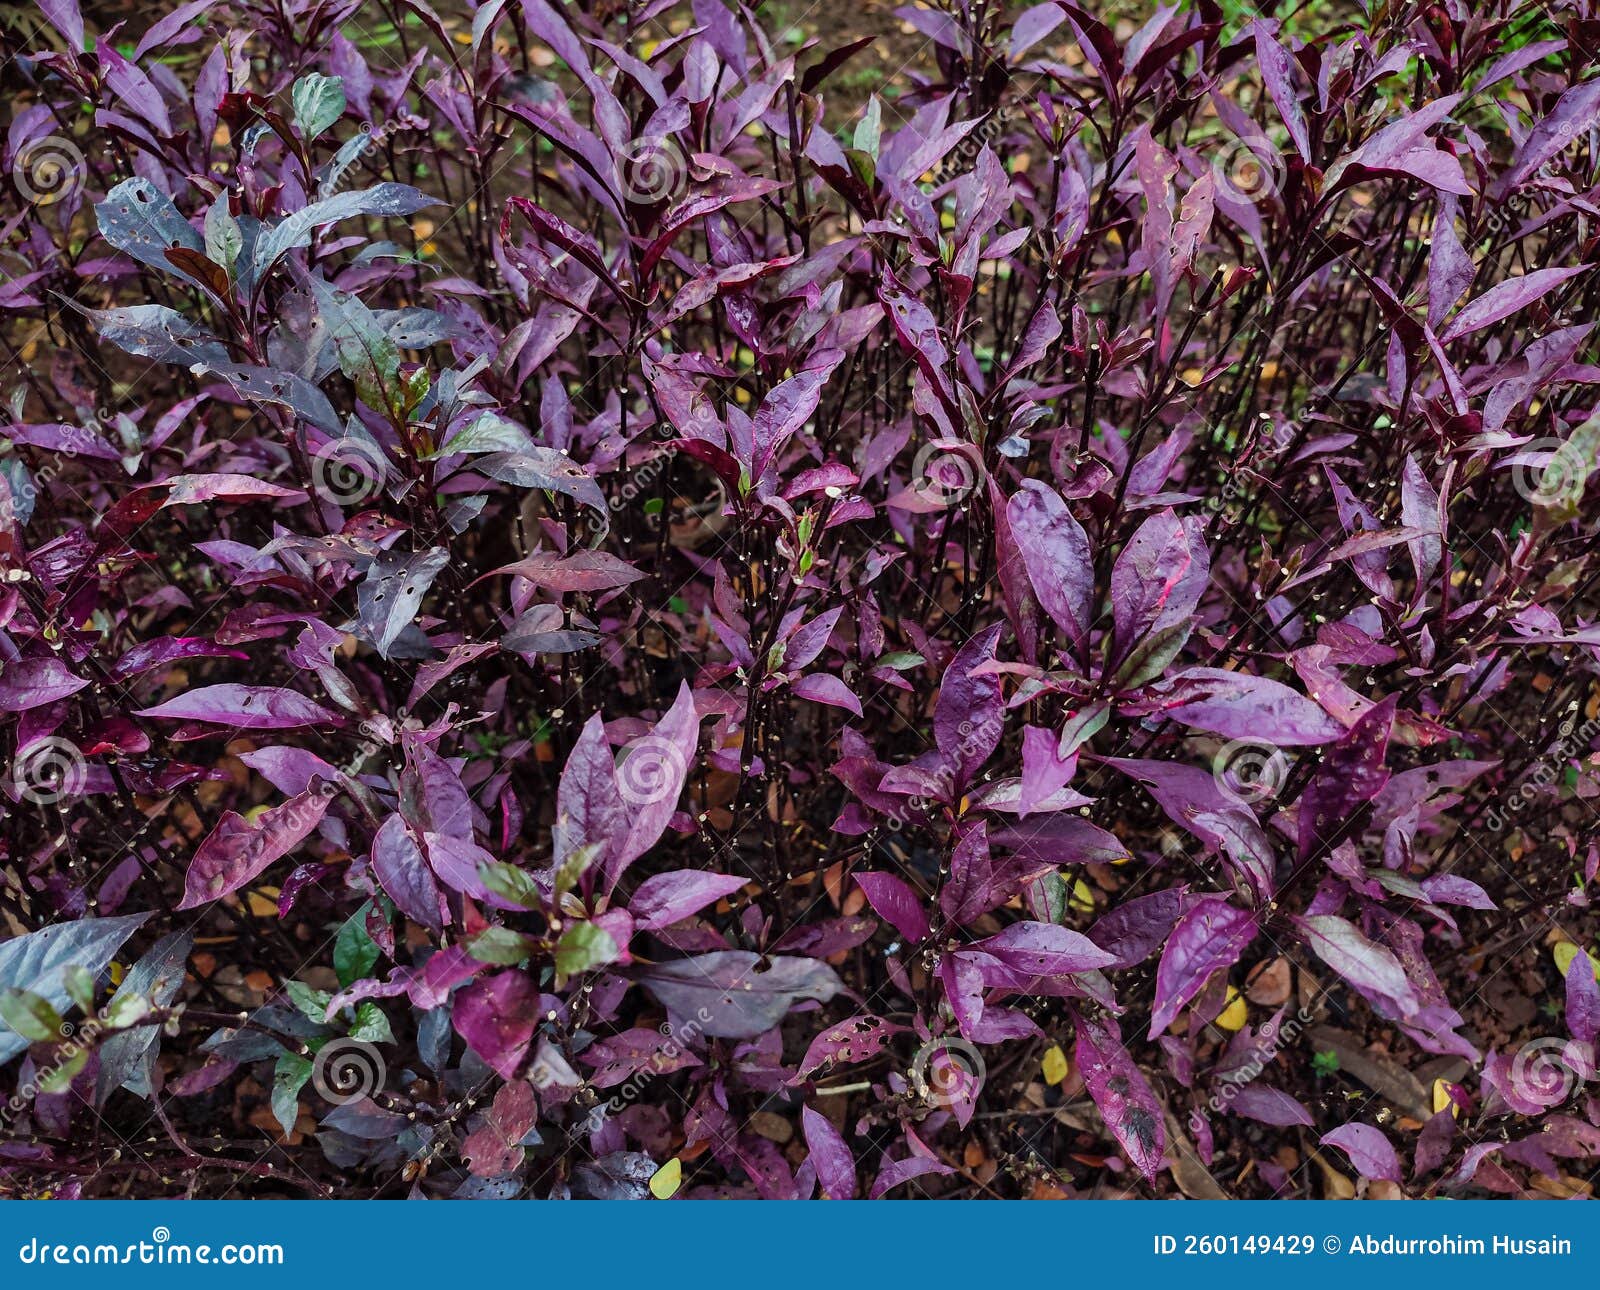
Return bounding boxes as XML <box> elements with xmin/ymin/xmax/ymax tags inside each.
<box><xmin>630</xmin><ymin>870</ymin><xmax>747</xmax><ymax>930</ymax></box>
<box><xmin>1297</xmin><ymin>696</ymin><xmax>1395</xmax><ymax>860</ymax></box>
<box><xmin>452</xmin><ymin>969</ymin><xmax>539</xmax><ymax>1078</ymax></box>
<box><xmin>1440</xmin><ymin>266</ymin><xmax>1588</xmax><ymax>342</ymax></box>
<box><xmin>1006</xmin><ymin>480</ymin><xmax>1094</xmax><ymax>651</ymax></box>
<box><xmin>1088</xmin><ymin>887</ymin><xmax>1192</xmax><ymax>968</ymax></box>
<box><xmin>136</xmin><ymin>685</ymin><xmax>342</xmax><ymax>730</ymax></box>
<box><xmin>1320</xmin><ymin>1123</ymin><xmax>1402</xmax><ymax>1182</ymax></box>
<box><xmin>792</xmin><ymin>672</ymin><xmax>863</xmax><ymax>717</ymax></box>
<box><xmin>1228</xmin><ymin>1083</ymin><xmax>1313</xmax><ymax>1127</ymax></box>
<box><xmin>854</xmin><ymin>872</ymin><xmax>931</xmax><ymax>943</ymax></box>
<box><xmin>1251</xmin><ymin>22</ymin><xmax>1310</xmax><ymax>160</ymax></box>
<box><xmin>1108</xmin><ymin>509</ymin><xmax>1207</xmax><ymax>669</ymax></box>
<box><xmin>1150</xmin><ymin>896</ymin><xmax>1257</xmax><ymax>1038</ymax></box>
<box><xmin>370</xmin><ymin>814</ymin><xmax>445</xmax><ymax>932</ymax></box>
<box><xmin>609</xmin><ymin>682</ymin><xmax>701</xmax><ymax>882</ymax></box>
<box><xmin>971</xmin><ymin>921</ymin><xmax>1116</xmax><ymax>980</ymax></box>
<box><xmin>1295</xmin><ymin>915</ymin><xmax>1418</xmax><ymax>1017</ymax></box>
<box><xmin>801</xmin><ymin>1106</ymin><xmax>857</xmax><ymax>1199</ymax></box>
<box><xmin>1567</xmin><ymin>951</ymin><xmax>1600</xmax><ymax>1048</ymax></box>
<box><xmin>1144</xmin><ymin>667</ymin><xmax>1342</xmax><ymax>745</ymax></box>
<box><xmin>1018</xmin><ymin>724</ymin><xmax>1076</xmax><ymax>818</ymax></box>
<box><xmin>933</xmin><ymin>623</ymin><xmax>1004</xmax><ymax>786</ymax></box>
<box><xmin>178</xmin><ymin>788</ymin><xmax>332</xmax><ymax>909</ymax></box>
<box><xmin>0</xmin><ymin>658</ymin><xmax>90</xmax><ymax>713</ymax></box>
<box><xmin>1074</xmin><ymin>1012</ymin><xmax>1166</xmax><ymax>1182</ymax></box>
<box><xmin>555</xmin><ymin>712</ymin><xmax>627</xmax><ymax>870</ymax></box>
<box><xmin>637</xmin><ymin>951</ymin><xmax>842</xmax><ymax>1039</ymax></box>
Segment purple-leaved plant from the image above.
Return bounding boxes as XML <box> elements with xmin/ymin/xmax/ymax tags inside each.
<box><xmin>0</xmin><ymin>0</ymin><xmax>1598</xmax><ymax>1199</ymax></box>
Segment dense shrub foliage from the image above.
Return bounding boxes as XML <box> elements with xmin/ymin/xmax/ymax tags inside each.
<box><xmin>2</xmin><ymin>0</ymin><xmax>1600</xmax><ymax>1199</ymax></box>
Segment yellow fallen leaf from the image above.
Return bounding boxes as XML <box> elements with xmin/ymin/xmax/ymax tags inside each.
<box><xmin>1042</xmin><ymin>1044</ymin><xmax>1069</xmax><ymax>1085</ymax></box>
<box><xmin>1069</xmin><ymin>878</ymin><xmax>1095</xmax><ymax>913</ymax></box>
<box><xmin>1554</xmin><ymin>942</ymin><xmax>1600</xmax><ymax>979</ymax></box>
<box><xmin>1215</xmin><ymin>989</ymin><xmax>1247</xmax><ymax>1031</ymax></box>
<box><xmin>649</xmin><ymin>1158</ymin><xmax>682</xmax><ymax>1199</ymax></box>
<box><xmin>243</xmin><ymin>804</ymin><xmax>271</xmax><ymax>825</ymax></box>
<box><xmin>1431</xmin><ymin>1078</ymin><xmax>1459</xmax><ymax>1118</ymax></box>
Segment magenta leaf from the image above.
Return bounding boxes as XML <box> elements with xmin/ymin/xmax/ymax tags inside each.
<box><xmin>1150</xmin><ymin>896</ymin><xmax>1257</xmax><ymax>1038</ymax></box>
<box><xmin>452</xmin><ymin>969</ymin><xmax>540</xmax><ymax>1079</ymax></box>
<box><xmin>1321</xmin><ymin>1123</ymin><xmax>1403</xmax><ymax>1182</ymax></box>
<box><xmin>178</xmin><ymin>788</ymin><xmax>333</xmax><ymax>909</ymax></box>
<box><xmin>629</xmin><ymin>870</ymin><xmax>747</xmax><ymax>930</ymax></box>
<box><xmin>854</xmin><ymin>871</ymin><xmax>932</xmax><ymax>943</ymax></box>
<box><xmin>1005</xmin><ymin>480</ymin><xmax>1094</xmax><ymax>651</ymax></box>
<box><xmin>1074</xmin><ymin>1012</ymin><xmax>1166</xmax><ymax>1182</ymax></box>
<box><xmin>802</xmin><ymin>1106</ymin><xmax>857</xmax><ymax>1199</ymax></box>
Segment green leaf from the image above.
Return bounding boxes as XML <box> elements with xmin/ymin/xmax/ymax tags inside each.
<box><xmin>349</xmin><ymin>1002</ymin><xmax>394</xmax><ymax>1044</ymax></box>
<box><xmin>0</xmin><ymin>989</ymin><xmax>63</xmax><ymax>1044</ymax></box>
<box><xmin>38</xmin><ymin>1048</ymin><xmax>90</xmax><ymax>1094</ymax></box>
<box><xmin>1111</xmin><ymin>620</ymin><xmax>1193</xmax><ymax>690</ymax></box>
<box><xmin>478</xmin><ymin>862</ymin><xmax>544</xmax><ymax>910</ymax></box>
<box><xmin>466</xmin><ymin>926</ymin><xmax>538</xmax><ymax>966</ymax></box>
<box><xmin>291</xmin><ymin>73</ymin><xmax>346</xmax><ymax>142</ymax></box>
<box><xmin>203</xmin><ymin>200</ymin><xmax>242</xmax><ymax>277</ymax></box>
<box><xmin>553</xmin><ymin>923</ymin><xmax>618</xmax><ymax>987</ymax></box>
<box><xmin>310</xmin><ymin>277</ymin><xmax>402</xmax><ymax>421</ymax></box>
<box><xmin>334</xmin><ymin>914</ymin><xmax>380</xmax><ymax>989</ymax></box>
<box><xmin>853</xmin><ymin>96</ymin><xmax>882</xmax><ymax>157</ymax></box>
<box><xmin>430</xmin><ymin>411</ymin><xmax>535</xmax><ymax>459</ymax></box>
<box><xmin>62</xmin><ymin>965</ymin><xmax>96</xmax><ymax>1016</ymax></box>
<box><xmin>1027</xmin><ymin>871</ymin><xmax>1072</xmax><ymax>925</ymax></box>
<box><xmin>554</xmin><ymin>842</ymin><xmax>602</xmax><ymax>902</ymax></box>
<box><xmin>272</xmin><ymin>1052</ymin><xmax>313</xmax><ymax>1135</ymax></box>
<box><xmin>284</xmin><ymin>979</ymin><xmax>333</xmax><ymax>1025</ymax></box>
<box><xmin>100</xmin><ymin>991</ymin><xmax>151</xmax><ymax>1029</ymax></box>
